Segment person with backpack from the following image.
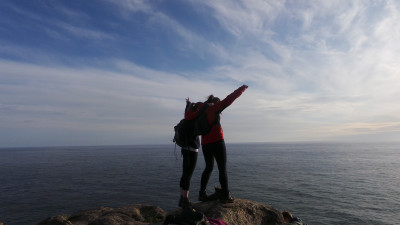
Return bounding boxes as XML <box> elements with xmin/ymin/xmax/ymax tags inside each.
<box><xmin>198</xmin><ymin>84</ymin><xmax>248</xmax><ymax>203</ymax></box>
<box><xmin>179</xmin><ymin>98</ymin><xmax>202</xmax><ymax>209</ymax></box>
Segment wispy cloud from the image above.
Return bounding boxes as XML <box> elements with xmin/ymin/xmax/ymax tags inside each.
<box><xmin>1</xmin><ymin>1</ymin><xmax>115</xmax><ymax>43</ymax></box>
<box><xmin>1</xmin><ymin>0</ymin><xmax>400</xmax><ymax>146</ymax></box>
<box><xmin>105</xmin><ymin>0</ymin><xmax>232</xmax><ymax>63</ymax></box>
<box><xmin>54</xmin><ymin>22</ymin><xmax>115</xmax><ymax>40</ymax></box>
<box><xmin>198</xmin><ymin>0</ymin><xmax>284</xmax><ymax>36</ymax></box>
<box><xmin>0</xmin><ymin>59</ymin><xmax>236</xmax><ymax>146</ymax></box>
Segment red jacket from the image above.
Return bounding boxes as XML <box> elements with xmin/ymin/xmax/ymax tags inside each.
<box><xmin>201</xmin><ymin>85</ymin><xmax>247</xmax><ymax>145</ymax></box>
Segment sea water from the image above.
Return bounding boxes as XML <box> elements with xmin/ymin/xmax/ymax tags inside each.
<box><xmin>0</xmin><ymin>143</ymin><xmax>399</xmax><ymax>225</ymax></box>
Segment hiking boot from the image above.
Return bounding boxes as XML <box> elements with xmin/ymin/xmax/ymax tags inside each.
<box><xmin>198</xmin><ymin>190</ymin><xmax>208</xmax><ymax>202</ymax></box>
<box><xmin>178</xmin><ymin>196</ymin><xmax>183</xmax><ymax>207</ymax></box>
<box><xmin>181</xmin><ymin>197</ymin><xmax>193</xmax><ymax>209</ymax></box>
<box><xmin>220</xmin><ymin>191</ymin><xmax>234</xmax><ymax>203</ymax></box>
<box><xmin>206</xmin><ymin>192</ymin><xmax>220</xmax><ymax>201</ymax></box>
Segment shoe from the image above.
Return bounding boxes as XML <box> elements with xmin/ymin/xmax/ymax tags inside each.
<box><xmin>206</xmin><ymin>192</ymin><xmax>220</xmax><ymax>201</ymax></box>
<box><xmin>178</xmin><ymin>195</ymin><xmax>183</xmax><ymax>207</ymax></box>
<box><xmin>181</xmin><ymin>197</ymin><xmax>193</xmax><ymax>209</ymax></box>
<box><xmin>220</xmin><ymin>191</ymin><xmax>234</xmax><ymax>203</ymax></box>
<box><xmin>198</xmin><ymin>190</ymin><xmax>208</xmax><ymax>202</ymax></box>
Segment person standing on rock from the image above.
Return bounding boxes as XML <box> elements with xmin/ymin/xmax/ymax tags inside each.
<box><xmin>198</xmin><ymin>85</ymin><xmax>248</xmax><ymax>203</ymax></box>
<box><xmin>179</xmin><ymin>98</ymin><xmax>201</xmax><ymax>208</ymax></box>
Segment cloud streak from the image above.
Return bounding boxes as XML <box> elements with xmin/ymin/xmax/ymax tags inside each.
<box><xmin>0</xmin><ymin>59</ymin><xmax>240</xmax><ymax>146</ymax></box>
<box><xmin>1</xmin><ymin>0</ymin><xmax>400</xmax><ymax>146</ymax></box>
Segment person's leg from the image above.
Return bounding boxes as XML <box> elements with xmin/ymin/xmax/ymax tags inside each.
<box><xmin>180</xmin><ymin>149</ymin><xmax>198</xmax><ymax>207</ymax></box>
<box><xmin>199</xmin><ymin>143</ymin><xmax>214</xmax><ymax>201</ymax></box>
<box><xmin>213</xmin><ymin>140</ymin><xmax>234</xmax><ymax>203</ymax></box>
<box><xmin>179</xmin><ymin>149</ymin><xmax>186</xmax><ymax>206</ymax></box>
<box><xmin>200</xmin><ymin>144</ymin><xmax>215</xmax><ymax>191</ymax></box>
<box><xmin>182</xmin><ymin>150</ymin><xmax>198</xmax><ymax>195</ymax></box>
<box><xmin>213</xmin><ymin>140</ymin><xmax>228</xmax><ymax>191</ymax></box>
<box><xmin>180</xmin><ymin>149</ymin><xmax>187</xmax><ymax>192</ymax></box>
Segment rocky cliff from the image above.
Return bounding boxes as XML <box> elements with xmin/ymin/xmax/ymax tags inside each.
<box><xmin>38</xmin><ymin>198</ymin><xmax>285</xmax><ymax>225</ymax></box>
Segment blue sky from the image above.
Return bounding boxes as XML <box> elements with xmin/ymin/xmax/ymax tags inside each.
<box><xmin>1</xmin><ymin>0</ymin><xmax>400</xmax><ymax>147</ymax></box>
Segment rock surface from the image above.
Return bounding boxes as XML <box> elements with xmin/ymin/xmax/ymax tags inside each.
<box><xmin>191</xmin><ymin>199</ymin><xmax>285</xmax><ymax>225</ymax></box>
<box><xmin>38</xmin><ymin>199</ymin><xmax>285</xmax><ymax>225</ymax></box>
<box><xmin>38</xmin><ymin>204</ymin><xmax>166</xmax><ymax>225</ymax></box>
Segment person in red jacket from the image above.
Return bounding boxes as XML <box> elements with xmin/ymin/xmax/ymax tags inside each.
<box><xmin>198</xmin><ymin>84</ymin><xmax>248</xmax><ymax>203</ymax></box>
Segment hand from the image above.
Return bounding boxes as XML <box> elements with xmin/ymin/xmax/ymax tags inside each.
<box><xmin>241</xmin><ymin>84</ymin><xmax>248</xmax><ymax>89</ymax></box>
<box><xmin>186</xmin><ymin>97</ymin><xmax>190</xmax><ymax>102</ymax></box>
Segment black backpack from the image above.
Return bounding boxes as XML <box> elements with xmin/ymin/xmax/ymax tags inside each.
<box><xmin>163</xmin><ymin>208</ymin><xmax>209</xmax><ymax>225</ymax></box>
<box><xmin>173</xmin><ymin>104</ymin><xmax>211</xmax><ymax>148</ymax></box>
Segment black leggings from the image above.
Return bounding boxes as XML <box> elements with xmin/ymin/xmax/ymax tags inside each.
<box><xmin>180</xmin><ymin>149</ymin><xmax>198</xmax><ymax>191</ymax></box>
<box><xmin>200</xmin><ymin>140</ymin><xmax>228</xmax><ymax>192</ymax></box>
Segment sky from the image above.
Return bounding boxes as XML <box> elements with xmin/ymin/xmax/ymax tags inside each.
<box><xmin>1</xmin><ymin>0</ymin><xmax>400</xmax><ymax>147</ymax></box>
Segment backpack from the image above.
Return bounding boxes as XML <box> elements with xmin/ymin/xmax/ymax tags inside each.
<box><xmin>163</xmin><ymin>208</ymin><xmax>209</xmax><ymax>225</ymax></box>
<box><xmin>173</xmin><ymin>104</ymin><xmax>211</xmax><ymax>148</ymax></box>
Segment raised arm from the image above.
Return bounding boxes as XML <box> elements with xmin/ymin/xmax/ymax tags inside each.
<box><xmin>184</xmin><ymin>97</ymin><xmax>191</xmax><ymax>113</ymax></box>
<box><xmin>212</xmin><ymin>85</ymin><xmax>248</xmax><ymax>113</ymax></box>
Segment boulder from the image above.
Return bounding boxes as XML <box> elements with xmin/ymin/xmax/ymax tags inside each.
<box><xmin>38</xmin><ymin>204</ymin><xmax>166</xmax><ymax>225</ymax></box>
<box><xmin>174</xmin><ymin>199</ymin><xmax>285</xmax><ymax>225</ymax></box>
<box><xmin>38</xmin><ymin>199</ymin><xmax>285</xmax><ymax>225</ymax></box>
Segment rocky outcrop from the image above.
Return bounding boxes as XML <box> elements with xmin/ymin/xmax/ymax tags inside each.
<box><xmin>38</xmin><ymin>204</ymin><xmax>166</xmax><ymax>225</ymax></box>
<box><xmin>190</xmin><ymin>199</ymin><xmax>284</xmax><ymax>225</ymax></box>
<box><xmin>38</xmin><ymin>199</ymin><xmax>285</xmax><ymax>225</ymax></box>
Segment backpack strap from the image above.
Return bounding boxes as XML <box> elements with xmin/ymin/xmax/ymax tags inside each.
<box><xmin>198</xmin><ymin>104</ymin><xmax>209</xmax><ymax>116</ymax></box>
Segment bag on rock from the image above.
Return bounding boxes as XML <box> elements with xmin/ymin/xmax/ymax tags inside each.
<box><xmin>163</xmin><ymin>208</ymin><xmax>208</xmax><ymax>225</ymax></box>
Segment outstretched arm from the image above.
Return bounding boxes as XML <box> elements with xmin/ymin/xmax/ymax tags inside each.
<box><xmin>213</xmin><ymin>85</ymin><xmax>248</xmax><ymax>113</ymax></box>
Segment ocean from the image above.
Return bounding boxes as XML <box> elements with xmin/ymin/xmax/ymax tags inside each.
<box><xmin>0</xmin><ymin>143</ymin><xmax>399</xmax><ymax>225</ymax></box>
